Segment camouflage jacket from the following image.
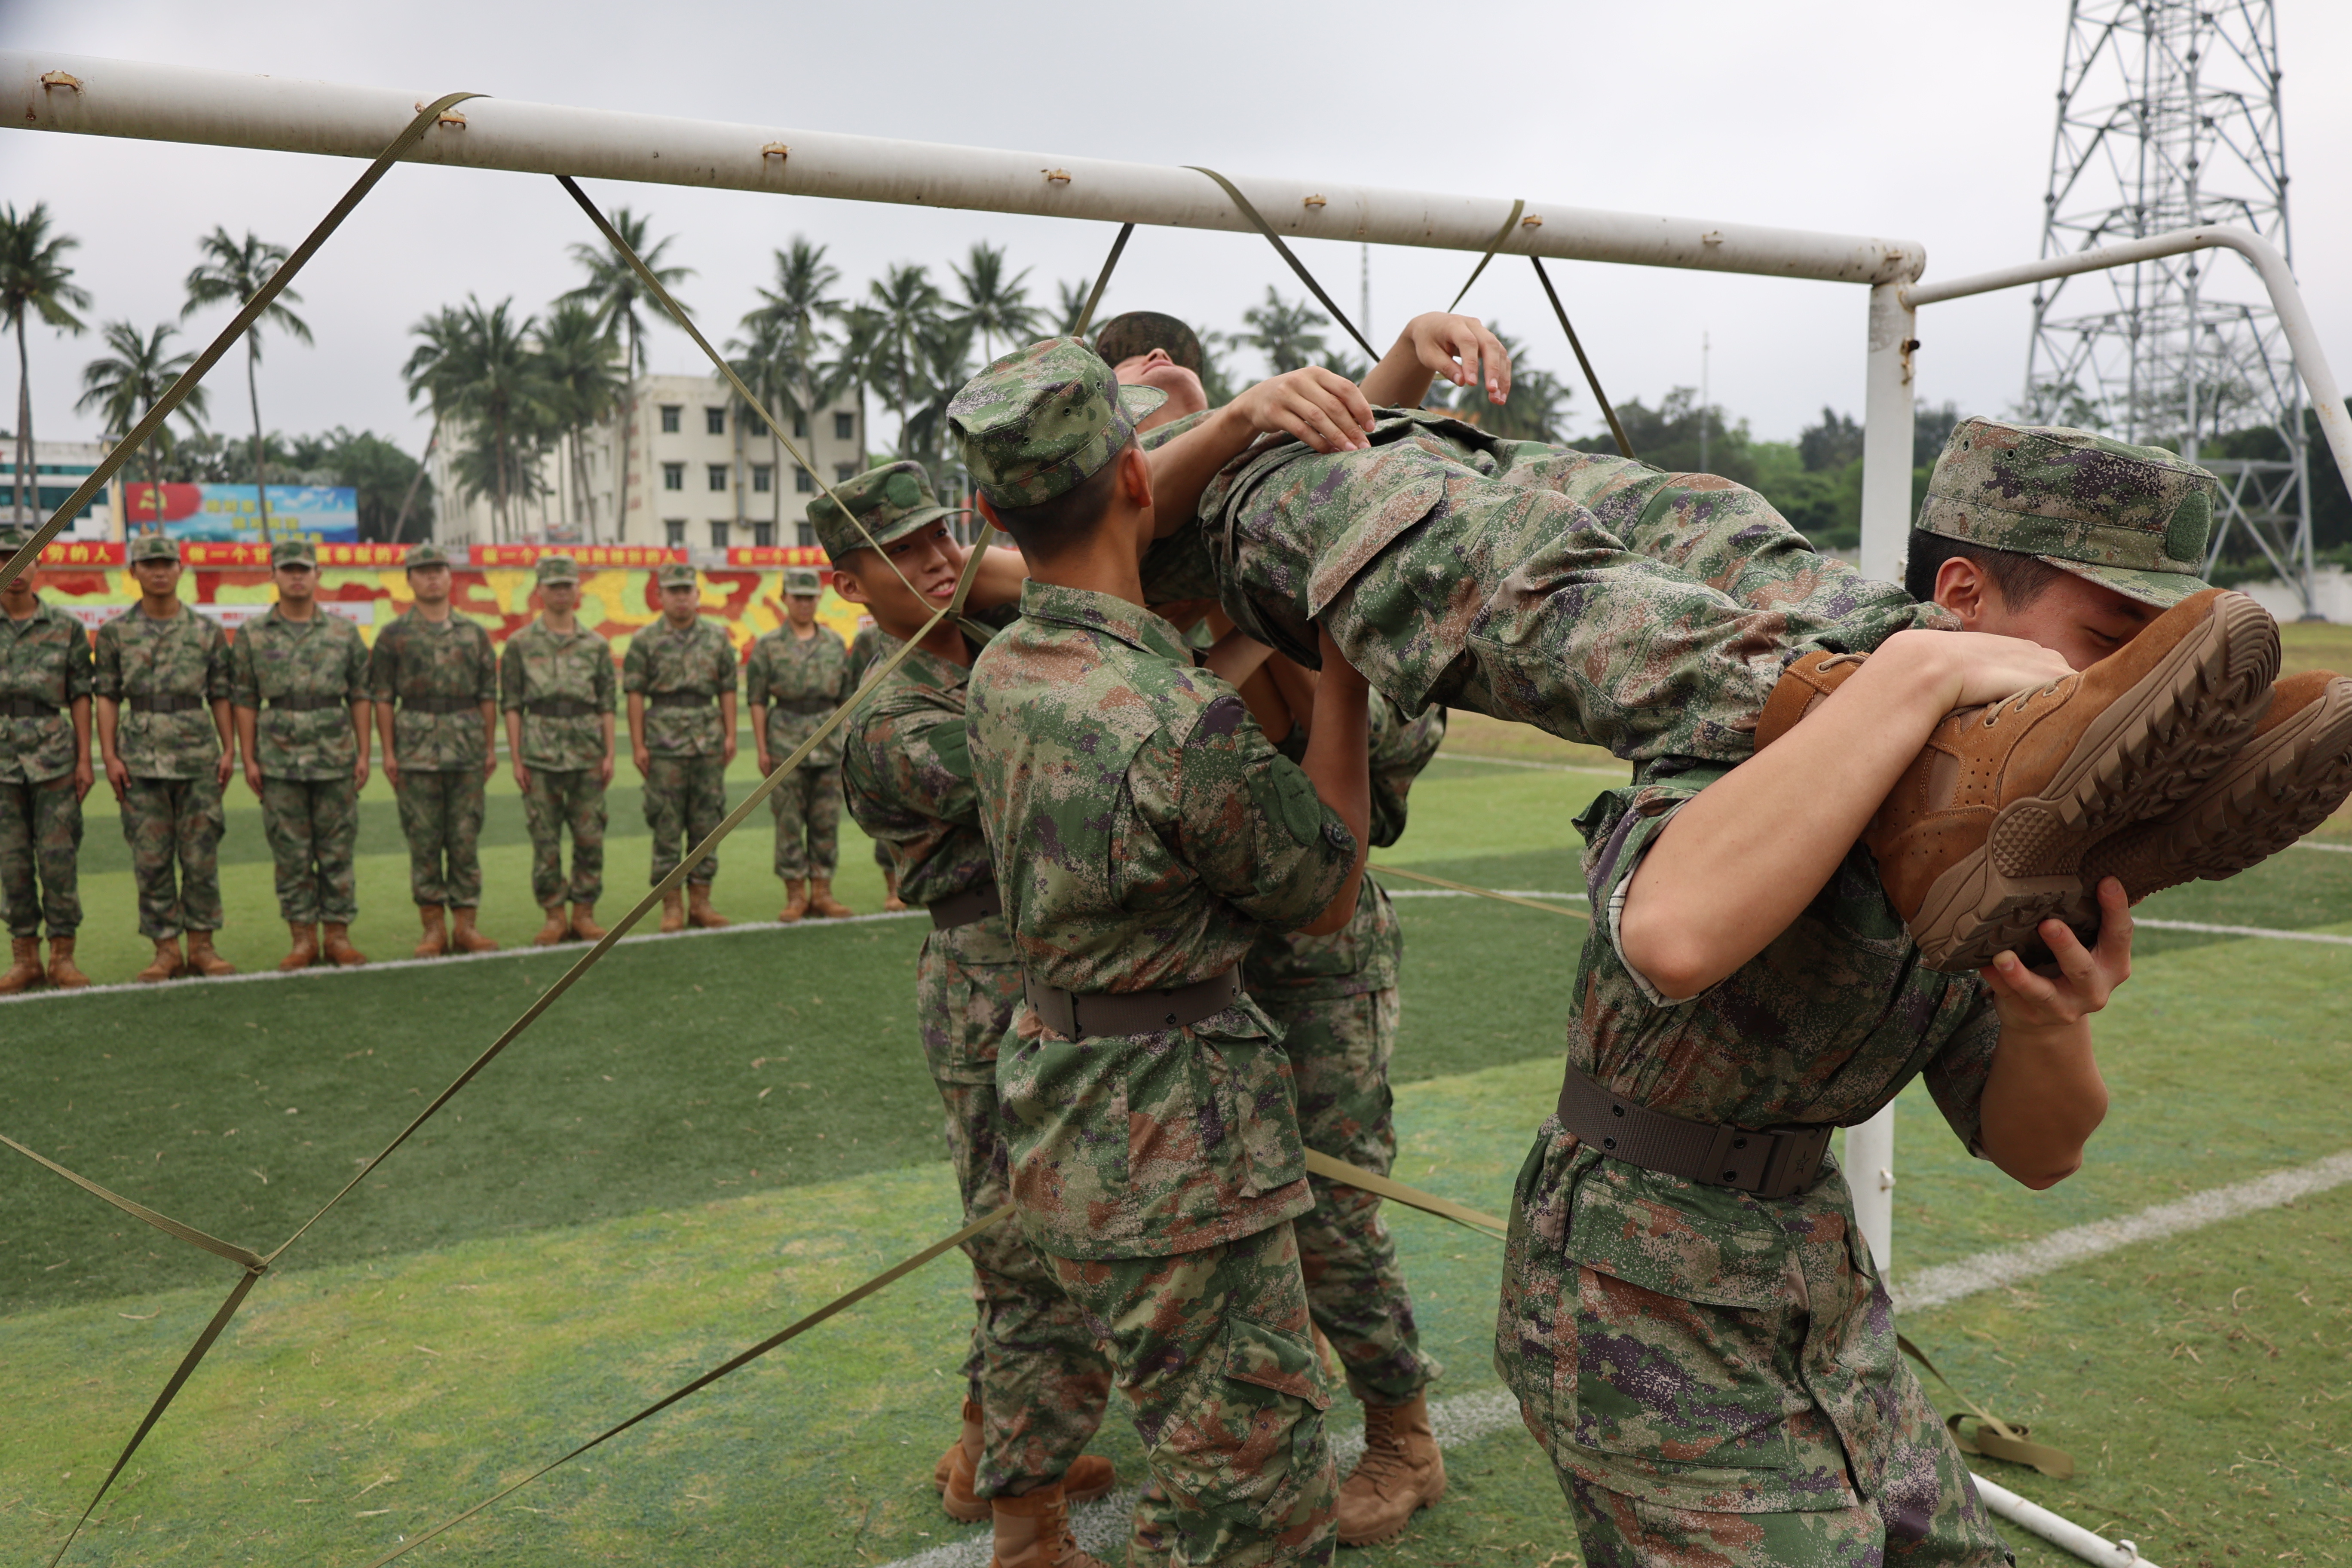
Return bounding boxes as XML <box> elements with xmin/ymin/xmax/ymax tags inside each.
<box><xmin>839</xmin><ymin>617</ymin><xmax>1011</xmax><ymax>913</ymax></box>
<box><xmin>846</xmin><ymin>621</ymin><xmax>897</xmax><ymax>686</ymax></box>
<box><xmin>228</xmin><ymin>607</ymin><xmax>370</xmax><ymax>781</ymax></box>
<box><xmin>744</xmin><ymin>623</ymin><xmax>853</xmax><ymax>769</ymax></box>
<box><xmin>1511</xmin><ymin>763</ymin><xmax>2001</xmax><ymax>1510</ymax></box>
<box><xmin>368</xmin><ymin>610</ymin><xmax>497</xmax><ymax>771</ymax></box>
<box><xmin>1245</xmin><ymin>697</ymin><xmax>1445</xmax><ymax>998</ymax></box>
<box><xmin>967</xmin><ymin>580</ymin><xmax>1359</xmax><ymax>1259</ymax></box>
<box><xmin>93</xmin><ymin>604</ymin><xmax>229</xmax><ymax>780</ymax></box>
<box><xmin>499</xmin><ymin>620</ymin><xmax>616</xmax><ymax>773</ymax></box>
<box><xmin>0</xmin><ymin>599</ymin><xmax>94</xmax><ymax>784</ymax></box>
<box><xmin>621</xmin><ymin>616</ymin><xmax>736</xmax><ymax>757</ymax></box>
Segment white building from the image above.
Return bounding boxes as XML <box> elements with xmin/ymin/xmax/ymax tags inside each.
<box><xmin>430</xmin><ymin>373</ymin><xmax>864</xmax><ymax>549</ymax></box>
<box><xmin>3</xmin><ymin>439</ymin><xmax>118</xmax><ymax>541</ymax></box>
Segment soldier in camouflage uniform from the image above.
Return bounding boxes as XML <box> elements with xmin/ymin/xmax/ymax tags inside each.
<box><xmin>847</xmin><ymin>618</ymin><xmax>907</xmax><ymax>910</ymax></box>
<box><xmin>370</xmin><ymin>543</ymin><xmax>501</xmax><ymax>958</ymax></box>
<box><xmin>623</xmin><ymin>561</ymin><xmax>738</xmax><ymax>932</ymax></box>
<box><xmin>952</xmin><ymin>340</ymin><xmax>1388</xmax><ymax>1568</ymax></box>
<box><xmin>93</xmin><ymin>533</ymin><xmax>237</xmax><ymax>983</ymax></box>
<box><xmin>0</xmin><ymin>528</ymin><xmax>96</xmax><ymax>991</ymax></box>
<box><xmin>501</xmin><ymin>555</ymin><xmax>616</xmax><ymax>946</ymax></box>
<box><xmin>827</xmin><ymin>461</ymin><xmax>1119</xmax><ymax>1527</ymax></box>
<box><xmin>229</xmin><ymin>538</ymin><xmax>374</xmax><ymax>970</ymax></box>
<box><xmin>746</xmin><ymin>564</ymin><xmax>855</xmax><ymax>921</ymax></box>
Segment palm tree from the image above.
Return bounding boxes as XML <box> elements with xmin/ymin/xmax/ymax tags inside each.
<box><xmin>560</xmin><ymin>209</ymin><xmax>693</xmax><ymax>542</ymax></box>
<box><xmin>1054</xmin><ymin>278</ymin><xmax>1092</xmax><ymax>336</ymax></box>
<box><xmin>827</xmin><ymin>304</ymin><xmax>887</xmax><ymax>471</ymax></box>
<box><xmin>1239</xmin><ymin>287</ymin><xmax>1330</xmax><ymax>375</ymax></box>
<box><xmin>404</xmin><ymin>297</ymin><xmax>554</xmax><ymax>541</ymax></box>
<box><xmin>76</xmin><ymin>322</ymin><xmax>210</xmax><ymax>533</ymax></box>
<box><xmin>867</xmin><ymin>263</ymin><xmax>946</xmax><ymax>457</ymax></box>
<box><xmin>181</xmin><ymin>228</ymin><xmax>311</xmax><ymax>540</ymax></box>
<box><xmin>533</xmin><ymin>300</ymin><xmax>623</xmax><ymax>539</ymax></box>
<box><xmin>949</xmin><ymin>242</ymin><xmax>1038</xmax><ymax>365</ymax></box>
<box><xmin>738</xmin><ymin>239</ymin><xmax>843</xmax><ymax>496</ymax></box>
<box><xmin>0</xmin><ymin>203</ymin><xmax>92</xmax><ymax>527</ymax></box>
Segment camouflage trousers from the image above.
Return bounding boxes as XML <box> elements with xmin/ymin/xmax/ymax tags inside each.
<box><xmin>1254</xmin><ymin>985</ymin><xmax>1437</xmax><ymax>1407</ymax></box>
<box><xmin>0</xmin><ymin>774</ymin><xmax>82</xmax><ymax>938</ymax></box>
<box><xmin>1051</xmin><ymin>1220</ymin><xmax>1338</xmax><ymax>1568</ymax></box>
<box><xmin>769</xmin><ymin>763</ymin><xmax>842</xmax><ymax>880</ymax></box>
<box><xmin>118</xmin><ymin>774</ymin><xmax>225</xmax><ymax>939</ymax></box>
<box><xmin>919</xmin><ymin>915</ymin><xmax>1113</xmax><ymax>1496</ymax></box>
<box><xmin>524</xmin><ymin>769</ymin><xmax>604</xmax><ymax>908</ymax></box>
<box><xmin>1222</xmin><ymin>440</ymin><xmax>1946</xmax><ymax>765</ymax></box>
<box><xmin>641</xmin><ymin>755</ymin><xmax>725</xmax><ymax>887</ymax></box>
<box><xmin>394</xmin><ymin>769</ymin><xmax>485</xmax><ymax>908</ymax></box>
<box><xmin>1561</xmin><ymin>1471</ymin><xmax>2012</xmax><ymax>1568</ymax></box>
<box><xmin>258</xmin><ymin>776</ymin><xmax>360</xmax><ymax>926</ymax></box>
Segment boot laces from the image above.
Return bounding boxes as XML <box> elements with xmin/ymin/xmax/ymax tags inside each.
<box><xmin>1352</xmin><ymin>1404</ymin><xmax>1417</xmax><ymax>1489</ymax></box>
<box><xmin>1984</xmin><ymin>676</ymin><xmax>2070</xmax><ymax>726</ymax></box>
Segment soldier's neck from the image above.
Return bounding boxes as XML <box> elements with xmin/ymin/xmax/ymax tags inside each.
<box><xmin>1</xmin><ymin>591</ymin><xmax>35</xmax><ymax>622</ymax></box>
<box><xmin>138</xmin><ymin>594</ymin><xmax>184</xmax><ymax>620</ymax></box>
<box><xmin>413</xmin><ymin>599</ymin><xmax>453</xmax><ymax>624</ymax></box>
<box><xmin>540</xmin><ymin>610</ymin><xmax>579</xmax><ymax>635</ymax></box>
<box><xmin>788</xmin><ymin>619</ymin><xmax>818</xmax><ymax>640</ymax></box>
<box><xmin>276</xmin><ymin>597</ymin><xmax>320</xmax><ymax>623</ymax></box>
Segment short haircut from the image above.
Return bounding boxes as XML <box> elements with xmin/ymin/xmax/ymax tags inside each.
<box><xmin>986</xmin><ymin>443</ymin><xmax>1131</xmax><ymax>558</ymax></box>
<box><xmin>1904</xmin><ymin>530</ymin><xmax>2071</xmax><ymax>610</ymax></box>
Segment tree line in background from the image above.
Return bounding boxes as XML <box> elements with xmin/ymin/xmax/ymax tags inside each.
<box><xmin>7</xmin><ymin>199</ymin><xmax>2346</xmax><ymax>563</ymax></box>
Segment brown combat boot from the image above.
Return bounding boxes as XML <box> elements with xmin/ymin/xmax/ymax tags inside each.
<box><xmin>570</xmin><ymin>902</ymin><xmax>607</xmax><ymax>941</ymax></box>
<box><xmin>937</xmin><ymin>1398</ymin><xmax>1115</xmax><ymax>1525</ymax></box>
<box><xmin>449</xmin><ymin>907</ymin><xmax>499</xmax><ymax>953</ymax></box>
<box><xmin>44</xmin><ymin>937</ymin><xmax>91</xmax><ymax>990</ymax></box>
<box><xmin>0</xmin><ymin>935</ymin><xmax>41</xmax><ymax>993</ymax></box>
<box><xmin>184</xmin><ymin>930</ymin><xmax>236</xmax><ymax>977</ymax></box>
<box><xmin>987</xmin><ymin>1482</ymin><xmax>1108</xmax><ymax>1568</ymax></box>
<box><xmin>136</xmin><ymin>936</ymin><xmax>187</xmax><ymax>984</ymax></box>
<box><xmin>777</xmin><ymin>878</ymin><xmax>809</xmax><ymax>922</ymax></box>
<box><xmin>533</xmin><ymin>906</ymin><xmax>572</xmax><ymax>947</ymax></box>
<box><xmin>1754</xmin><ymin>650</ymin><xmax>1870</xmax><ymax>750</ymax></box>
<box><xmin>807</xmin><ymin>878</ymin><xmax>854</xmax><ymax>919</ymax></box>
<box><xmin>1336</xmin><ymin>1392</ymin><xmax>1446</xmax><ymax>1547</ymax></box>
<box><xmin>414</xmin><ymin>905</ymin><xmax>449</xmax><ymax>959</ymax></box>
<box><xmin>320</xmin><ymin>923</ymin><xmax>368</xmax><ymax>967</ymax></box>
<box><xmin>659</xmin><ymin>889</ymin><xmax>686</xmax><ymax>933</ymax></box>
<box><xmin>279</xmin><ymin>923</ymin><xmax>320</xmax><ymax>971</ymax></box>
<box><xmin>686</xmin><ymin>884</ymin><xmax>731</xmax><ymax>928</ymax></box>
<box><xmin>882</xmin><ymin>871</ymin><xmax>908</xmax><ymax>914</ymax></box>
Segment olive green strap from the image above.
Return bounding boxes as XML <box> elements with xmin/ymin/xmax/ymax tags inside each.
<box><xmin>1531</xmin><ymin>256</ymin><xmax>1637</xmax><ymax>462</ymax></box>
<box><xmin>1071</xmin><ymin>222</ymin><xmax>1134</xmax><ymax>338</ymax></box>
<box><xmin>1188</xmin><ymin>166</ymin><xmax>1380</xmax><ymax>362</ymax></box>
<box><xmin>1899</xmin><ymin>1334</ymin><xmax>2076</xmax><ymax>1479</ymax></box>
<box><xmin>1304</xmin><ymin>1149</ymin><xmax>1509</xmax><ymax>1241</ymax></box>
<box><xmin>1447</xmin><ymin>199</ymin><xmax>1526</xmax><ymax>312</ymax></box>
<box><xmin>0</xmin><ymin>1131</ymin><xmax>261</xmax><ymax>1271</ymax></box>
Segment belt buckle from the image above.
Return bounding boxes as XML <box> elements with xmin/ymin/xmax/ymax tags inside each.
<box><xmin>1701</xmin><ymin>1124</ymin><xmax>1774</xmax><ymax>1192</ymax></box>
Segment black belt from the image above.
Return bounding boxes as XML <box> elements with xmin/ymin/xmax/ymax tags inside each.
<box><xmin>648</xmin><ymin>691</ymin><xmax>718</xmax><ymax>708</ymax></box>
<box><xmin>1555</xmin><ymin>1063</ymin><xmax>1834</xmax><ymax>1200</ymax></box>
<box><xmin>1023</xmin><ymin>968</ymin><xmax>1242</xmax><ymax>1042</ymax></box>
<box><xmin>763</xmin><ymin>695</ymin><xmax>836</xmax><ymax>715</ymax></box>
<box><xmin>130</xmin><ymin>694</ymin><xmax>207</xmax><ymax>714</ymax></box>
<box><xmin>399</xmin><ymin>695</ymin><xmax>483</xmax><ymax>715</ymax></box>
<box><xmin>928</xmin><ymin>882</ymin><xmax>1003</xmax><ymax>931</ymax></box>
<box><xmin>268</xmin><ymin>695</ymin><xmax>347</xmax><ymax>712</ymax></box>
<box><xmin>525</xmin><ymin>696</ymin><xmax>600</xmax><ymax>718</ymax></box>
<box><xmin>0</xmin><ymin>697</ymin><xmax>59</xmax><ymax>718</ymax></box>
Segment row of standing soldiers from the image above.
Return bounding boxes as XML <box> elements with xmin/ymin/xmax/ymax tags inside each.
<box><xmin>0</xmin><ymin>532</ymin><xmax>890</xmax><ymax>990</ymax></box>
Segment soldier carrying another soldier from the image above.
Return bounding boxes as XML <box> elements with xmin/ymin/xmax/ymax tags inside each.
<box><xmin>624</xmin><ymin>560</ymin><xmax>737</xmax><ymax>932</ymax></box>
<box><xmin>501</xmin><ymin>554</ymin><xmax>616</xmax><ymax>946</ymax></box>
<box><xmin>845</xmin><ymin>615</ymin><xmax>907</xmax><ymax>911</ymax></box>
<box><xmin>0</xmin><ymin>527</ymin><xmax>95</xmax><ymax>992</ymax></box>
<box><xmin>93</xmin><ymin>533</ymin><xmax>237</xmax><ymax>983</ymax></box>
<box><xmin>745</xmin><ymin>564</ymin><xmax>855</xmax><ymax>921</ymax></box>
<box><xmin>370</xmin><ymin>542</ymin><xmax>501</xmax><ymax>958</ymax></box>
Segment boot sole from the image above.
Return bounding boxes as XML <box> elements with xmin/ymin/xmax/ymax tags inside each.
<box><xmin>1906</xmin><ymin>592</ymin><xmax>2279</xmax><ymax>971</ymax></box>
<box><xmin>1335</xmin><ymin>1476</ymin><xmax>1447</xmax><ymax>1547</ymax></box>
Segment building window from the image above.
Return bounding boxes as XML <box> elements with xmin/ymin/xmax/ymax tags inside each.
<box><xmin>662</xmin><ymin>462</ymin><xmax>685</xmax><ymax>491</ymax></box>
<box><xmin>707</xmin><ymin>464</ymin><xmax>729</xmax><ymax>492</ymax></box>
<box><xmin>663</xmin><ymin>518</ymin><xmax>686</xmax><ymax>547</ymax></box>
<box><xmin>752</xmin><ymin>521</ymin><xmax>775</xmax><ymax>548</ymax></box>
<box><xmin>833</xmin><ymin>411</ymin><xmax>855</xmax><ymax>441</ymax></box>
<box><xmin>834</xmin><ymin>462</ymin><xmax>858</xmax><ymax>482</ymax></box>
<box><xmin>792</xmin><ymin>411</ymin><xmax>808</xmax><ymax>439</ymax></box>
<box><xmin>795</xmin><ymin>467</ymin><xmax>815</xmax><ymax>494</ymax></box>
<box><xmin>751</xmin><ymin>464</ymin><xmax>772</xmax><ymax>494</ymax></box>
<box><xmin>709</xmin><ymin>521</ymin><xmax>730</xmax><ymax>549</ymax></box>
<box><xmin>705</xmin><ymin>406</ymin><xmax>727</xmax><ymax>436</ymax></box>
<box><xmin>796</xmin><ymin>522</ymin><xmax>815</xmax><ymax>548</ymax></box>
<box><xmin>659</xmin><ymin>405</ymin><xmax>682</xmax><ymax>434</ymax></box>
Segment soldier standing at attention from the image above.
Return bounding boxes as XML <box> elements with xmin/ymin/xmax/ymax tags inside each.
<box><xmin>846</xmin><ymin>616</ymin><xmax>906</xmax><ymax>912</ymax></box>
<box><xmin>745</xmin><ymin>564</ymin><xmax>854</xmax><ymax>921</ymax></box>
<box><xmin>229</xmin><ymin>539</ymin><xmax>373</xmax><ymax>970</ymax></box>
<box><xmin>93</xmin><ymin>533</ymin><xmax>238</xmax><ymax>983</ymax></box>
<box><xmin>952</xmin><ymin>340</ymin><xmax>1384</xmax><ymax>1568</ymax></box>
<box><xmin>370</xmin><ymin>543</ymin><xmax>500</xmax><ymax>958</ymax></box>
<box><xmin>624</xmin><ymin>560</ymin><xmax>736</xmax><ymax>932</ymax></box>
<box><xmin>500</xmin><ymin>554</ymin><xmax>615</xmax><ymax>946</ymax></box>
<box><xmin>0</xmin><ymin>528</ymin><xmax>95</xmax><ymax>992</ymax></box>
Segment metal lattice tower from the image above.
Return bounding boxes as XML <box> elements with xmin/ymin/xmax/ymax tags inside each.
<box><xmin>2025</xmin><ymin>0</ymin><xmax>2316</xmax><ymax>611</ymax></box>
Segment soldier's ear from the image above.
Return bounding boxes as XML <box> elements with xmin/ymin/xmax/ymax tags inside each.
<box><xmin>830</xmin><ymin>566</ymin><xmax>871</xmax><ymax>608</ymax></box>
<box><xmin>1932</xmin><ymin>556</ymin><xmax>1994</xmax><ymax>628</ymax></box>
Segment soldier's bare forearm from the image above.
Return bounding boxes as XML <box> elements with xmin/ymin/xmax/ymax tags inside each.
<box><xmin>1978</xmin><ymin>1018</ymin><xmax>2107</xmax><ymax>1189</ymax></box>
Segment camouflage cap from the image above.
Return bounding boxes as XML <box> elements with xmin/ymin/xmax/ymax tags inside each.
<box><xmin>127</xmin><ymin>533</ymin><xmax>180</xmax><ymax>565</ymax></box>
<box><xmin>535</xmin><ymin>554</ymin><xmax>581</xmax><ymax>585</ymax></box>
<box><xmin>655</xmin><ymin>561</ymin><xmax>698</xmax><ymax>589</ymax></box>
<box><xmin>1094</xmin><ymin>311</ymin><xmax>1206</xmax><ymax>374</ymax></box>
<box><xmin>271</xmin><ymin>539</ymin><xmax>318</xmax><ymax>569</ymax></box>
<box><xmin>0</xmin><ymin>528</ymin><xmax>33</xmax><ymax>559</ymax></box>
<box><xmin>782</xmin><ymin>565</ymin><xmax>824</xmax><ymax>595</ymax></box>
<box><xmin>947</xmin><ymin>338</ymin><xmax>1167</xmax><ymax>510</ymax></box>
<box><xmin>806</xmin><ymin>460</ymin><xmax>956</xmax><ymax>564</ymax></box>
<box><xmin>1917</xmin><ymin>417</ymin><xmax>2218</xmax><ymax>608</ymax></box>
<box><xmin>404</xmin><ymin>543</ymin><xmax>451</xmax><ymax>570</ymax></box>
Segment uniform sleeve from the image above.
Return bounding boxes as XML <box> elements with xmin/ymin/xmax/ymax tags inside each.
<box><xmin>1135</xmin><ymin>690</ymin><xmax>1356</xmax><ymax>932</ymax></box>
<box><xmin>63</xmin><ymin>620</ymin><xmax>95</xmax><ymax>702</ymax></box>
<box><xmin>713</xmin><ymin>632</ymin><xmax>739</xmax><ymax>693</ymax></box>
<box><xmin>472</xmin><ymin>625</ymin><xmax>498</xmax><ymax>701</ymax></box>
<box><xmin>91</xmin><ymin>622</ymin><xmax>122</xmax><ymax>701</ymax></box>
<box><xmin>344</xmin><ymin>624</ymin><xmax>372</xmax><ymax>701</ymax></box>
<box><xmin>1922</xmin><ymin>979</ymin><xmax>2002</xmax><ymax>1159</ymax></box>
<box><xmin>620</xmin><ymin>637</ymin><xmax>649</xmax><ymax>694</ymax></box>
<box><xmin>228</xmin><ymin>628</ymin><xmax>259</xmax><ymax>708</ymax></box>
<box><xmin>830</xmin><ymin>629</ymin><xmax>854</xmax><ymax>701</ymax></box>
<box><xmin>1581</xmin><ymin>779</ymin><xmax>1706</xmax><ymax>1007</ymax></box>
<box><xmin>851</xmin><ymin>701</ymin><xmax>982</xmax><ymax>831</ymax></box>
<box><xmin>365</xmin><ymin>623</ymin><xmax>399</xmax><ymax>703</ymax></box>
<box><xmin>1366</xmin><ymin>699</ymin><xmax>1446</xmax><ymax>849</ymax></box>
<box><xmin>595</xmin><ymin>644</ymin><xmax>617</xmax><ymax>710</ymax></box>
<box><xmin>499</xmin><ymin>642</ymin><xmax>524</xmax><ymax>712</ymax></box>
<box><xmin>741</xmin><ymin>642</ymin><xmax>768</xmax><ymax>703</ymax></box>
<box><xmin>205</xmin><ymin>621</ymin><xmax>231</xmax><ymax>704</ymax></box>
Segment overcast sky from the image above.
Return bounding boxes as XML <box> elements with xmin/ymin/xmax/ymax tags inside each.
<box><xmin>8</xmin><ymin>0</ymin><xmax>2350</xmax><ymax>459</ymax></box>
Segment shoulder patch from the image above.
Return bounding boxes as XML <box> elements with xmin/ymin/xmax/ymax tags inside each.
<box><xmin>929</xmin><ymin>717</ymin><xmax>974</xmax><ymax>779</ymax></box>
<box><xmin>1252</xmin><ymin>753</ymin><xmax>1326</xmax><ymax>846</ymax></box>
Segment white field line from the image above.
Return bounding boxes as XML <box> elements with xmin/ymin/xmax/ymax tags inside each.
<box><xmin>2292</xmin><ymin>838</ymin><xmax>2352</xmax><ymax>853</ymax></box>
<box><xmin>2134</xmin><ymin>916</ymin><xmax>2352</xmax><ymax>946</ymax></box>
<box><xmin>1435</xmin><ymin>750</ymin><xmax>1628</xmax><ymax>778</ymax></box>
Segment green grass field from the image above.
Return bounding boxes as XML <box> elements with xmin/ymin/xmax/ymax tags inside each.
<box><xmin>5</xmin><ymin>634</ymin><xmax>2350</xmax><ymax>1567</ymax></box>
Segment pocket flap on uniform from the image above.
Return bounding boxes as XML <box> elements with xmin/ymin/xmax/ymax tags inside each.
<box><xmin>1222</xmin><ymin>1315</ymin><xmax>1332</xmax><ymax>1409</ymax></box>
<box><xmin>1569</xmin><ymin>1159</ymin><xmax>1791</xmax><ymax>1311</ymax></box>
<box><xmin>1305</xmin><ymin>476</ymin><xmax>1448</xmax><ymax>619</ymax></box>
